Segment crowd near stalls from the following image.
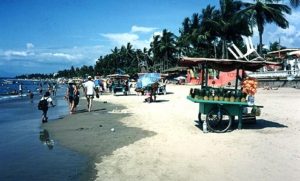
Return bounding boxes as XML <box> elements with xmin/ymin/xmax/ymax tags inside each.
<box><xmin>60</xmin><ymin>71</ymin><xmax>189</xmax><ymax>105</ymax></box>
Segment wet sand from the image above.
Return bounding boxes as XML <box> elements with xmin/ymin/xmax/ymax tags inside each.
<box><xmin>44</xmin><ymin>85</ymin><xmax>300</xmax><ymax>181</ymax></box>
<box><xmin>42</xmin><ymin>96</ymin><xmax>156</xmax><ymax>180</ymax></box>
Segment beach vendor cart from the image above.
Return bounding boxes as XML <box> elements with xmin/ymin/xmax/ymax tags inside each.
<box><xmin>107</xmin><ymin>74</ymin><xmax>130</xmax><ymax>96</ymax></box>
<box><xmin>181</xmin><ymin>57</ymin><xmax>277</xmax><ymax>133</ymax></box>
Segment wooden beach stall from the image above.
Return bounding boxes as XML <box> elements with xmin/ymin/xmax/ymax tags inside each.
<box><xmin>181</xmin><ymin>57</ymin><xmax>277</xmax><ymax>133</ymax></box>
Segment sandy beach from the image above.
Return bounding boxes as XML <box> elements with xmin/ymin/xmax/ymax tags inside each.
<box><xmin>44</xmin><ymin>85</ymin><xmax>300</xmax><ymax>181</ymax></box>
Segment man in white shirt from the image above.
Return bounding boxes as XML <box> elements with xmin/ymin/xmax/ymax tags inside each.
<box><xmin>83</xmin><ymin>76</ymin><xmax>96</xmax><ymax>112</ymax></box>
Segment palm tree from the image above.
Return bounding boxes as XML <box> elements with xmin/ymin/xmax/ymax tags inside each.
<box><xmin>240</xmin><ymin>0</ymin><xmax>291</xmax><ymax>54</ymax></box>
<box><xmin>159</xmin><ymin>29</ymin><xmax>177</xmax><ymax>71</ymax></box>
<box><xmin>110</xmin><ymin>47</ymin><xmax>120</xmax><ymax>72</ymax></box>
<box><xmin>198</xmin><ymin>5</ymin><xmax>220</xmax><ymax>57</ymax></box>
<box><xmin>178</xmin><ymin>17</ymin><xmax>192</xmax><ymax>56</ymax></box>
<box><xmin>204</xmin><ymin>0</ymin><xmax>252</xmax><ymax>58</ymax></box>
<box><xmin>149</xmin><ymin>35</ymin><xmax>161</xmax><ymax>71</ymax></box>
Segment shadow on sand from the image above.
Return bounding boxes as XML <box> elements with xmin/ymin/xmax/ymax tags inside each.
<box><xmin>153</xmin><ymin>100</ymin><xmax>169</xmax><ymax>103</ymax></box>
<box><xmin>238</xmin><ymin>119</ymin><xmax>288</xmax><ymax>130</ymax></box>
<box><xmin>193</xmin><ymin>118</ymin><xmax>288</xmax><ymax>133</ymax></box>
<box><xmin>164</xmin><ymin>92</ymin><xmax>174</xmax><ymax>95</ymax></box>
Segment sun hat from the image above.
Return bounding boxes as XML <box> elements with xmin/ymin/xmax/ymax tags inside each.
<box><xmin>88</xmin><ymin>76</ymin><xmax>92</xmax><ymax>80</ymax></box>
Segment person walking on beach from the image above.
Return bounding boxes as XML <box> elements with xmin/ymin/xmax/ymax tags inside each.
<box><xmin>38</xmin><ymin>91</ymin><xmax>55</xmax><ymax>123</ymax></box>
<box><xmin>38</xmin><ymin>82</ymin><xmax>43</xmax><ymax>95</ymax></box>
<box><xmin>83</xmin><ymin>76</ymin><xmax>96</xmax><ymax>112</ymax></box>
<box><xmin>73</xmin><ymin>84</ymin><xmax>80</xmax><ymax>112</ymax></box>
<box><xmin>28</xmin><ymin>90</ymin><xmax>34</xmax><ymax>103</ymax></box>
<box><xmin>66</xmin><ymin>80</ymin><xmax>76</xmax><ymax>114</ymax></box>
<box><xmin>52</xmin><ymin>83</ymin><xmax>57</xmax><ymax>96</ymax></box>
<box><xmin>19</xmin><ymin>83</ymin><xmax>23</xmax><ymax>96</ymax></box>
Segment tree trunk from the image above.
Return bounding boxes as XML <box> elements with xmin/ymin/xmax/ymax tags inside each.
<box><xmin>259</xmin><ymin>31</ymin><xmax>263</xmax><ymax>55</ymax></box>
<box><xmin>163</xmin><ymin>53</ymin><xmax>168</xmax><ymax>71</ymax></box>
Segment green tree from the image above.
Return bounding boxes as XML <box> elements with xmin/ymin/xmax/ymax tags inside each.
<box><xmin>177</xmin><ymin>17</ymin><xmax>192</xmax><ymax>56</ymax></box>
<box><xmin>149</xmin><ymin>35</ymin><xmax>161</xmax><ymax>70</ymax></box>
<box><xmin>158</xmin><ymin>29</ymin><xmax>177</xmax><ymax>71</ymax></box>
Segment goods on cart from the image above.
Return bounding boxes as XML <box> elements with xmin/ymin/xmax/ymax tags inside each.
<box><xmin>241</xmin><ymin>77</ymin><xmax>258</xmax><ymax>105</ymax></box>
<box><xmin>241</xmin><ymin>77</ymin><xmax>257</xmax><ymax>96</ymax></box>
<box><xmin>251</xmin><ymin>106</ymin><xmax>261</xmax><ymax>116</ymax></box>
<box><xmin>189</xmin><ymin>87</ymin><xmax>247</xmax><ymax>103</ymax></box>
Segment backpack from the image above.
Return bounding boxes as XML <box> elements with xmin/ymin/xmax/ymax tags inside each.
<box><xmin>38</xmin><ymin>98</ymin><xmax>48</xmax><ymax>110</ymax></box>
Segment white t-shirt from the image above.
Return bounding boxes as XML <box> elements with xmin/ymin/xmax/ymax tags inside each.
<box><xmin>41</xmin><ymin>96</ymin><xmax>53</xmax><ymax>106</ymax></box>
<box><xmin>84</xmin><ymin>80</ymin><xmax>95</xmax><ymax>95</ymax></box>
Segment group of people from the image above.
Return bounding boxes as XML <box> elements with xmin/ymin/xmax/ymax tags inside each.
<box><xmin>38</xmin><ymin>75</ymin><xmax>160</xmax><ymax>123</ymax></box>
<box><xmin>39</xmin><ymin>75</ymin><xmax>97</xmax><ymax>123</ymax></box>
<box><xmin>65</xmin><ymin>75</ymin><xmax>97</xmax><ymax>114</ymax></box>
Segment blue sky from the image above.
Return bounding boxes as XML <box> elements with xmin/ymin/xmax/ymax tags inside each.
<box><xmin>0</xmin><ymin>0</ymin><xmax>299</xmax><ymax>76</ymax></box>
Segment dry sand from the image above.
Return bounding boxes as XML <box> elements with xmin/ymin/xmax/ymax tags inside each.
<box><xmin>45</xmin><ymin>85</ymin><xmax>300</xmax><ymax>181</ymax></box>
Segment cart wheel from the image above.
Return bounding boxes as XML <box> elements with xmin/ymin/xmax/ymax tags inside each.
<box><xmin>206</xmin><ymin>108</ymin><xmax>232</xmax><ymax>133</ymax></box>
<box><xmin>198</xmin><ymin>113</ymin><xmax>203</xmax><ymax>123</ymax></box>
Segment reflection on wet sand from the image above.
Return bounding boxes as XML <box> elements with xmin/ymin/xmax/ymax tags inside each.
<box><xmin>39</xmin><ymin>129</ymin><xmax>54</xmax><ymax>150</ymax></box>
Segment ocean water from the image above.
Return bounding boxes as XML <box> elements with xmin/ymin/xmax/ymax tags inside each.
<box><xmin>0</xmin><ymin>79</ymin><xmax>42</xmax><ymax>96</ymax></box>
<box><xmin>0</xmin><ymin>81</ymin><xmax>89</xmax><ymax>181</ymax></box>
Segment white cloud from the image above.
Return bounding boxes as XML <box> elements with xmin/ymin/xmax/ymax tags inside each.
<box><xmin>0</xmin><ymin>45</ymin><xmax>105</xmax><ymax>68</ymax></box>
<box><xmin>101</xmin><ymin>33</ymin><xmax>139</xmax><ymax>46</ymax></box>
<box><xmin>101</xmin><ymin>32</ymin><xmax>151</xmax><ymax>49</ymax></box>
<box><xmin>149</xmin><ymin>31</ymin><xmax>163</xmax><ymax>41</ymax></box>
<box><xmin>26</xmin><ymin>43</ymin><xmax>34</xmax><ymax>49</ymax></box>
<box><xmin>0</xmin><ymin>43</ymin><xmax>106</xmax><ymax>75</ymax></box>
<box><xmin>101</xmin><ymin>26</ymin><xmax>162</xmax><ymax>49</ymax></box>
<box><xmin>131</xmin><ymin>25</ymin><xmax>157</xmax><ymax>33</ymax></box>
<box><xmin>266</xmin><ymin>24</ymin><xmax>300</xmax><ymax>47</ymax></box>
<box><xmin>40</xmin><ymin>52</ymin><xmax>79</xmax><ymax>61</ymax></box>
<box><xmin>4</xmin><ymin>50</ymin><xmax>28</xmax><ymax>57</ymax></box>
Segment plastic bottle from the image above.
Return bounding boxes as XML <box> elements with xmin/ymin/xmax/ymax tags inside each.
<box><xmin>203</xmin><ymin>121</ymin><xmax>208</xmax><ymax>133</ymax></box>
<box><xmin>247</xmin><ymin>95</ymin><xmax>254</xmax><ymax>106</ymax></box>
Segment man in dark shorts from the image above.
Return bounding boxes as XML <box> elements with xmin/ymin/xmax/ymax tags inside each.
<box><xmin>83</xmin><ymin>76</ymin><xmax>96</xmax><ymax>112</ymax></box>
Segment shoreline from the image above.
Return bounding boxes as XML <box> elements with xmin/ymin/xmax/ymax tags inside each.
<box><xmin>42</xmin><ymin>95</ymin><xmax>156</xmax><ymax>180</ymax></box>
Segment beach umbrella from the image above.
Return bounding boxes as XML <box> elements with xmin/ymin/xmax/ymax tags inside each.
<box><xmin>137</xmin><ymin>73</ymin><xmax>161</xmax><ymax>88</ymax></box>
